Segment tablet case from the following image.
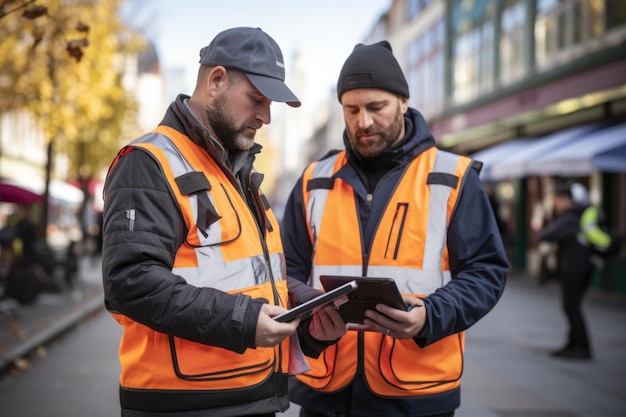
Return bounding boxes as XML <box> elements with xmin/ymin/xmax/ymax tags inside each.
<box><xmin>319</xmin><ymin>275</ymin><xmax>406</xmax><ymax>324</ymax></box>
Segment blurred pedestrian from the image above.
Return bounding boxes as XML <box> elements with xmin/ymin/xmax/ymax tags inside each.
<box><xmin>485</xmin><ymin>181</ymin><xmax>507</xmax><ymax>241</ymax></box>
<box><xmin>13</xmin><ymin>204</ymin><xmax>38</xmax><ymax>264</ymax></box>
<box><xmin>0</xmin><ymin>205</ymin><xmax>41</xmax><ymax>304</ymax></box>
<box><xmin>538</xmin><ymin>182</ymin><xmax>593</xmax><ymax>360</ymax></box>
<box><xmin>101</xmin><ymin>27</ymin><xmax>346</xmax><ymax>417</ymax></box>
<box><xmin>281</xmin><ymin>40</ymin><xmax>508</xmax><ymax>417</ymax></box>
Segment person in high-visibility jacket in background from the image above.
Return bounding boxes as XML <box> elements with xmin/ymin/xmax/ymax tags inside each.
<box><xmin>578</xmin><ymin>205</ymin><xmax>614</xmax><ymax>256</ymax></box>
<box><xmin>281</xmin><ymin>41</ymin><xmax>509</xmax><ymax>417</ymax></box>
<box><xmin>539</xmin><ymin>182</ymin><xmax>596</xmax><ymax>361</ymax></box>
<box><xmin>102</xmin><ymin>27</ymin><xmax>347</xmax><ymax>417</ymax></box>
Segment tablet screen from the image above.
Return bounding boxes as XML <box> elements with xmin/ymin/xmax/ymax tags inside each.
<box><xmin>273</xmin><ymin>280</ymin><xmax>357</xmax><ymax>322</ymax></box>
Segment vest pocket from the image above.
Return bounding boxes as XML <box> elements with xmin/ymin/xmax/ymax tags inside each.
<box><xmin>375</xmin><ymin>333</ymin><xmax>463</xmax><ymax>392</ymax></box>
<box><xmin>384</xmin><ymin>203</ymin><xmax>408</xmax><ymax>260</ymax></box>
<box><xmin>296</xmin><ymin>333</ymin><xmax>358</xmax><ymax>392</ymax></box>
<box><xmin>169</xmin><ymin>282</ymin><xmax>287</xmax><ymax>384</ymax></box>
<box><xmin>169</xmin><ymin>336</ymin><xmax>275</xmax><ymax>382</ymax></box>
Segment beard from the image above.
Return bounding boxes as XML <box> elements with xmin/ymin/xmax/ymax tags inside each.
<box><xmin>346</xmin><ymin>102</ymin><xmax>405</xmax><ymax>159</ymax></box>
<box><xmin>206</xmin><ymin>93</ymin><xmax>261</xmax><ymax>151</ymax></box>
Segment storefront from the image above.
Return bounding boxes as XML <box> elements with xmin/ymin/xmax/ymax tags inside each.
<box><xmin>471</xmin><ymin>122</ymin><xmax>626</xmax><ymax>294</ymax></box>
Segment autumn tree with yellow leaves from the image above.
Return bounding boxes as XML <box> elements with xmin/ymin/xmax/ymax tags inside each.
<box><xmin>0</xmin><ymin>0</ymin><xmax>145</xmax><ymax>238</ymax></box>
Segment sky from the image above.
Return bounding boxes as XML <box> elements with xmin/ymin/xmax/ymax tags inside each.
<box><xmin>125</xmin><ymin>0</ymin><xmax>391</xmax><ymax>108</ymax></box>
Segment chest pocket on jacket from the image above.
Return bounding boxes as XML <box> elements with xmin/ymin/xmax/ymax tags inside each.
<box><xmin>175</xmin><ymin>172</ymin><xmax>241</xmax><ymax>246</ymax></box>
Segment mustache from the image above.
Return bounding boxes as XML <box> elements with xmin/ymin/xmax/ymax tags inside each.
<box><xmin>355</xmin><ymin>126</ymin><xmax>382</xmax><ymax>137</ymax></box>
<box><xmin>246</xmin><ymin>121</ymin><xmax>263</xmax><ymax>130</ymax></box>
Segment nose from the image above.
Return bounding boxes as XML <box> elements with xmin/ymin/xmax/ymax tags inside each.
<box><xmin>257</xmin><ymin>101</ymin><xmax>271</xmax><ymax>125</ymax></box>
<box><xmin>357</xmin><ymin>110</ymin><xmax>373</xmax><ymax>129</ymax></box>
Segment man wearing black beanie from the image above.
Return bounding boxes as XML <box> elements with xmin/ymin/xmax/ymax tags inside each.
<box><xmin>336</xmin><ymin>41</ymin><xmax>410</xmax><ymax>101</ymax></box>
<box><xmin>281</xmin><ymin>40</ymin><xmax>508</xmax><ymax>417</ymax></box>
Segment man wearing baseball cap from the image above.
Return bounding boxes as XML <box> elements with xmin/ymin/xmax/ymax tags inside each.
<box><xmin>102</xmin><ymin>27</ymin><xmax>346</xmax><ymax>417</ymax></box>
<box><xmin>281</xmin><ymin>41</ymin><xmax>508</xmax><ymax>417</ymax></box>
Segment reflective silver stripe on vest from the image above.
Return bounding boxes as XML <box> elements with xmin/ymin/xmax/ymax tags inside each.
<box><xmin>307</xmin><ymin>150</ymin><xmax>460</xmax><ymax>295</ymax></box>
<box><xmin>422</xmin><ymin>151</ymin><xmax>459</xmax><ymax>272</ymax></box>
<box><xmin>312</xmin><ymin>265</ymin><xmax>451</xmax><ymax>295</ymax></box>
<box><xmin>367</xmin><ymin>266</ymin><xmax>451</xmax><ymax>295</ymax></box>
<box><xmin>134</xmin><ymin>133</ymin><xmax>282</xmax><ymax>292</ymax></box>
<box><xmin>168</xmin><ymin>252</ymin><xmax>281</xmax><ymax>292</ymax></box>
<box><xmin>306</xmin><ymin>155</ymin><xmax>340</xmax><ymax>285</ymax></box>
<box><xmin>311</xmin><ymin>265</ymin><xmax>361</xmax><ymax>289</ymax></box>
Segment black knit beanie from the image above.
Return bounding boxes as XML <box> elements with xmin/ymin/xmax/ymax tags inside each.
<box><xmin>336</xmin><ymin>40</ymin><xmax>409</xmax><ymax>102</ymax></box>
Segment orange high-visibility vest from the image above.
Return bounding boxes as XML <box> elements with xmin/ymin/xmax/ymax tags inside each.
<box><xmin>108</xmin><ymin>126</ymin><xmax>290</xmax><ymax>392</ymax></box>
<box><xmin>296</xmin><ymin>147</ymin><xmax>472</xmax><ymax>397</ymax></box>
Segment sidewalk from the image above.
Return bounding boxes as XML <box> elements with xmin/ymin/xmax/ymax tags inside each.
<box><xmin>0</xmin><ymin>256</ymin><xmax>104</xmax><ymax>374</ymax></box>
<box><xmin>459</xmin><ymin>274</ymin><xmax>626</xmax><ymax>416</ymax></box>
<box><xmin>0</xmin><ymin>262</ymin><xmax>625</xmax><ymax>416</ymax></box>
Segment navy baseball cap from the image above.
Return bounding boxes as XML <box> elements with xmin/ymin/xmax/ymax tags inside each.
<box><xmin>199</xmin><ymin>27</ymin><xmax>301</xmax><ymax>107</ymax></box>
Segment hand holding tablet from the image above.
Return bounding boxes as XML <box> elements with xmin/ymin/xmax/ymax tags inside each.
<box><xmin>319</xmin><ymin>275</ymin><xmax>408</xmax><ymax>330</ymax></box>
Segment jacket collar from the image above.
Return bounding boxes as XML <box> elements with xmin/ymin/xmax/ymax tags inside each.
<box><xmin>338</xmin><ymin>107</ymin><xmax>436</xmax><ymax>190</ymax></box>
<box><xmin>160</xmin><ymin>94</ymin><xmax>260</xmax><ymax>176</ymax></box>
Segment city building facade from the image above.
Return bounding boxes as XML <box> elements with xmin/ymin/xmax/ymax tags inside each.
<box><xmin>307</xmin><ymin>0</ymin><xmax>626</xmax><ymax>294</ymax></box>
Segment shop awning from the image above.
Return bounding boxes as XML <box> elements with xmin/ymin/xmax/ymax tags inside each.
<box><xmin>489</xmin><ymin>123</ymin><xmax>604</xmax><ymax>181</ymax></box>
<box><xmin>0</xmin><ymin>177</ymin><xmax>83</xmax><ymax>206</ymax></box>
<box><xmin>526</xmin><ymin>122</ymin><xmax>626</xmax><ymax>176</ymax></box>
<box><xmin>469</xmin><ymin>138</ymin><xmax>532</xmax><ymax>181</ymax></box>
<box><xmin>0</xmin><ymin>179</ymin><xmax>44</xmax><ymax>204</ymax></box>
<box><xmin>592</xmin><ymin>143</ymin><xmax>626</xmax><ymax>173</ymax></box>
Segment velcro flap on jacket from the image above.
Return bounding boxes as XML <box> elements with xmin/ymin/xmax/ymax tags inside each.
<box><xmin>427</xmin><ymin>172</ymin><xmax>459</xmax><ymax>189</ymax></box>
<box><xmin>175</xmin><ymin>172</ymin><xmax>221</xmax><ymax>238</ymax></box>
<box><xmin>175</xmin><ymin>172</ymin><xmax>211</xmax><ymax>194</ymax></box>
<box><xmin>307</xmin><ymin>177</ymin><xmax>335</xmax><ymax>191</ymax></box>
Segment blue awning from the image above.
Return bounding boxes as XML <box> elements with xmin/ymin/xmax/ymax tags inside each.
<box><xmin>489</xmin><ymin>123</ymin><xmax>604</xmax><ymax>181</ymax></box>
<box><xmin>526</xmin><ymin>122</ymin><xmax>626</xmax><ymax>176</ymax></box>
<box><xmin>592</xmin><ymin>143</ymin><xmax>626</xmax><ymax>173</ymax></box>
<box><xmin>469</xmin><ymin>138</ymin><xmax>532</xmax><ymax>181</ymax></box>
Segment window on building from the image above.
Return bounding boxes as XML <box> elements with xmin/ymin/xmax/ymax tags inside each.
<box><xmin>606</xmin><ymin>0</ymin><xmax>626</xmax><ymax>31</ymax></box>
<box><xmin>452</xmin><ymin>18</ymin><xmax>495</xmax><ymax>103</ymax></box>
<box><xmin>407</xmin><ymin>0</ymin><xmax>434</xmax><ymax>21</ymax></box>
<box><xmin>407</xmin><ymin>19</ymin><xmax>445</xmax><ymax>117</ymax></box>
<box><xmin>500</xmin><ymin>0</ymin><xmax>528</xmax><ymax>85</ymax></box>
<box><xmin>535</xmin><ymin>0</ymin><xmax>626</xmax><ymax>70</ymax></box>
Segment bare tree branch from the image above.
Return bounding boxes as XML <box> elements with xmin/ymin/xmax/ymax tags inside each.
<box><xmin>0</xmin><ymin>0</ymin><xmax>36</xmax><ymax>20</ymax></box>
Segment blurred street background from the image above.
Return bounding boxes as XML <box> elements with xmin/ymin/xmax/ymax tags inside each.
<box><xmin>1</xmin><ymin>259</ymin><xmax>625</xmax><ymax>416</ymax></box>
<box><xmin>1</xmin><ymin>0</ymin><xmax>626</xmax><ymax>415</ymax></box>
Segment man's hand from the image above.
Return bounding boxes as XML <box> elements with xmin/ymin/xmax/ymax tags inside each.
<box><xmin>308</xmin><ymin>305</ymin><xmax>347</xmax><ymax>342</ymax></box>
<box><xmin>362</xmin><ymin>295</ymin><xmax>426</xmax><ymax>339</ymax></box>
<box><xmin>255</xmin><ymin>303</ymin><xmax>300</xmax><ymax>347</ymax></box>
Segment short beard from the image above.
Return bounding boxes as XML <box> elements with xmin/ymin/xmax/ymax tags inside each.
<box><xmin>347</xmin><ymin>102</ymin><xmax>405</xmax><ymax>159</ymax></box>
<box><xmin>206</xmin><ymin>93</ymin><xmax>256</xmax><ymax>151</ymax></box>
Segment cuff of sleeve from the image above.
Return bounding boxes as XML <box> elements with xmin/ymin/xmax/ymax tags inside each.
<box><xmin>413</xmin><ymin>305</ymin><xmax>430</xmax><ymax>347</ymax></box>
<box><xmin>243</xmin><ymin>297</ymin><xmax>266</xmax><ymax>349</ymax></box>
<box><xmin>297</xmin><ymin>317</ymin><xmax>337</xmax><ymax>358</ymax></box>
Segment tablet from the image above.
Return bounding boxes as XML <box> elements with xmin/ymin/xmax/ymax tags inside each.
<box><xmin>319</xmin><ymin>275</ymin><xmax>406</xmax><ymax>325</ymax></box>
<box><xmin>273</xmin><ymin>280</ymin><xmax>358</xmax><ymax>323</ymax></box>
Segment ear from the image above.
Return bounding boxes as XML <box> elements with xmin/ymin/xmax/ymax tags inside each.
<box><xmin>206</xmin><ymin>66</ymin><xmax>228</xmax><ymax>97</ymax></box>
<box><xmin>400</xmin><ymin>96</ymin><xmax>409</xmax><ymax>113</ymax></box>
